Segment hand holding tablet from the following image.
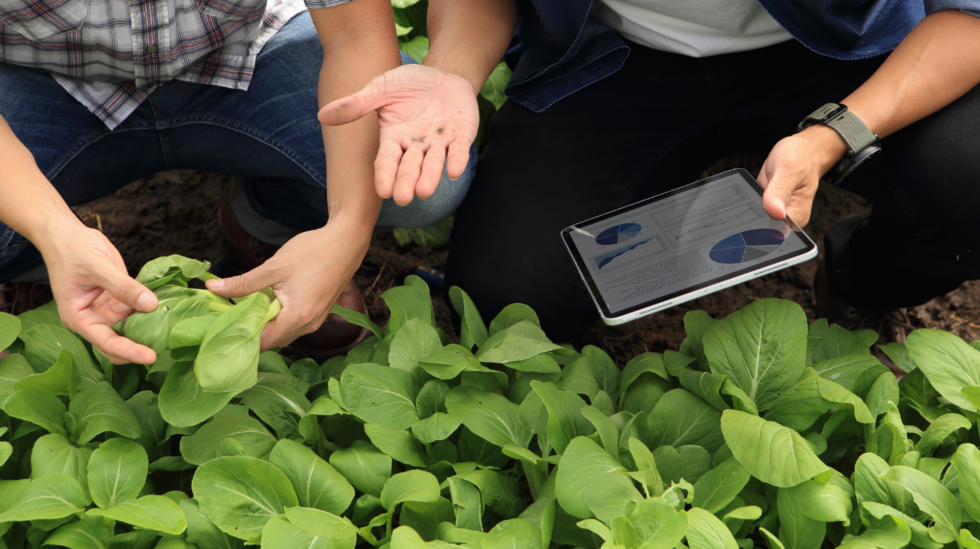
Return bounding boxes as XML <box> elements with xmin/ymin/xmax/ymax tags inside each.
<box><xmin>561</xmin><ymin>169</ymin><xmax>818</xmax><ymax>325</ymax></box>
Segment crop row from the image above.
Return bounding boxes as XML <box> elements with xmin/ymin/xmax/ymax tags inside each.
<box><xmin>1</xmin><ymin>255</ymin><xmax>979</xmax><ymax>549</ymax></box>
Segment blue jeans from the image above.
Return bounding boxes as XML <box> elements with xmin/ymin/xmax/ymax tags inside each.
<box><xmin>0</xmin><ymin>13</ymin><xmax>476</xmax><ymax>282</ymax></box>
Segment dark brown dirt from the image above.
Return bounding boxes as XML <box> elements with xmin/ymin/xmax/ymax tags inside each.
<box><xmin>71</xmin><ymin>157</ymin><xmax>980</xmax><ymax>365</ymax></box>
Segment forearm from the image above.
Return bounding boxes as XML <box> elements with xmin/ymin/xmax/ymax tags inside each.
<box><xmin>0</xmin><ymin>115</ymin><xmax>81</xmax><ymax>250</ymax></box>
<box><xmin>311</xmin><ymin>3</ymin><xmax>401</xmax><ymax>233</ymax></box>
<box><xmin>424</xmin><ymin>0</ymin><xmax>518</xmax><ymax>94</ymax></box>
<box><xmin>318</xmin><ymin>60</ymin><xmax>396</xmax><ymax>230</ymax></box>
<box><xmin>801</xmin><ymin>10</ymin><xmax>980</xmax><ymax>172</ymax></box>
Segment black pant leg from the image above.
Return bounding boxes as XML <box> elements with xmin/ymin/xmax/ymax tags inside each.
<box><xmin>824</xmin><ymin>81</ymin><xmax>980</xmax><ymax>311</ymax></box>
<box><xmin>444</xmin><ymin>47</ymin><xmax>726</xmax><ymax>344</ymax></box>
<box><xmin>447</xmin><ymin>35</ymin><xmax>980</xmax><ymax>342</ymax></box>
<box><xmin>699</xmin><ymin>39</ymin><xmax>980</xmax><ymax>313</ymax></box>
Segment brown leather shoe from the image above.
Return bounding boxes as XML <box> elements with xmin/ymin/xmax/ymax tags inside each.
<box><xmin>290</xmin><ymin>279</ymin><xmax>370</xmax><ymax>359</ymax></box>
<box><xmin>218</xmin><ymin>180</ymin><xmax>370</xmax><ymax>359</ymax></box>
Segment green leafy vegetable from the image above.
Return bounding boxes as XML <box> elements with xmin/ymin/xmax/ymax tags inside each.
<box><xmin>721</xmin><ymin>410</ymin><xmax>827</xmax><ymax>487</ymax></box>
<box><xmin>192</xmin><ymin>456</ymin><xmax>298</xmax><ymax>541</ymax></box>
<box><xmin>703</xmin><ymin>299</ymin><xmax>806</xmax><ymax>410</ymax></box>
<box><xmin>3</xmin><ymin>251</ymin><xmax>980</xmax><ymax>549</ymax></box>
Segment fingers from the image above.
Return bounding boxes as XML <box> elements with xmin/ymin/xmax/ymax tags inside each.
<box><xmin>77</xmin><ymin>317</ymin><xmax>156</xmax><ymax>365</ymax></box>
<box><xmin>393</xmin><ymin>147</ymin><xmax>424</xmax><ymax>206</ymax></box>
<box><xmin>91</xmin><ymin>290</ymin><xmax>138</xmax><ymax>326</ymax></box>
<box><xmin>416</xmin><ymin>145</ymin><xmax>447</xmax><ymax>199</ymax></box>
<box><xmin>784</xmin><ymin>193</ymin><xmax>814</xmax><ymax>227</ymax></box>
<box><xmin>99</xmin><ymin>347</ymin><xmax>131</xmax><ymax>366</ymax></box>
<box><xmin>375</xmin><ymin>139</ymin><xmax>404</xmax><ymax>199</ymax></box>
<box><xmin>60</xmin><ymin>298</ymin><xmax>153</xmax><ymax>364</ymax></box>
<box><xmin>319</xmin><ymin>76</ymin><xmax>388</xmax><ymax>126</ymax></box>
<box><xmin>761</xmin><ymin>171</ymin><xmax>815</xmax><ymax>227</ymax></box>
<box><xmin>258</xmin><ymin>298</ymin><xmax>316</xmax><ymax>351</ymax></box>
<box><xmin>762</xmin><ymin>183</ymin><xmax>791</xmax><ymax>220</ymax></box>
<box><xmin>259</xmin><ymin>315</ymin><xmax>292</xmax><ymax>351</ymax></box>
<box><xmin>97</xmin><ymin>269</ymin><xmax>157</xmax><ymax>313</ymax></box>
<box><xmin>760</xmin><ymin>161</ymin><xmax>793</xmax><ymax>220</ymax></box>
<box><xmin>756</xmin><ymin>161</ymin><xmax>770</xmax><ymax>188</ymax></box>
<box><xmin>206</xmin><ymin>265</ymin><xmax>277</xmax><ymax>299</ymax></box>
<box><xmin>446</xmin><ymin>139</ymin><xmax>472</xmax><ymax>180</ymax></box>
<box><xmin>259</xmin><ymin>309</ymin><xmax>300</xmax><ymax>351</ymax></box>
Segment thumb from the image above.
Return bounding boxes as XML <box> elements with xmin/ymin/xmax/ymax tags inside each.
<box><xmin>761</xmin><ymin>170</ymin><xmax>793</xmax><ymax>220</ymax></box>
<box><xmin>319</xmin><ymin>75</ymin><xmax>389</xmax><ymax>126</ymax></box>
<box><xmin>206</xmin><ymin>266</ymin><xmax>276</xmax><ymax>299</ymax></box>
<box><xmin>98</xmin><ymin>269</ymin><xmax>157</xmax><ymax>313</ymax></box>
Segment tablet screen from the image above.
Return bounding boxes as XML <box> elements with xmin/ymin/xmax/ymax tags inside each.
<box><xmin>562</xmin><ymin>169</ymin><xmax>815</xmax><ymax>318</ymax></box>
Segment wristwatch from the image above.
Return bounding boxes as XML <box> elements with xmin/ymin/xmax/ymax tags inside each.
<box><xmin>797</xmin><ymin>103</ymin><xmax>881</xmax><ymax>186</ymax></box>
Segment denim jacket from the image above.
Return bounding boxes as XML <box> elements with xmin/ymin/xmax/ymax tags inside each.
<box><xmin>505</xmin><ymin>0</ymin><xmax>980</xmax><ymax>113</ymax></box>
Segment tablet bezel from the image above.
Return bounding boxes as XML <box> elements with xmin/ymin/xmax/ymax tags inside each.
<box><xmin>560</xmin><ymin>168</ymin><xmax>817</xmax><ymax>321</ymax></box>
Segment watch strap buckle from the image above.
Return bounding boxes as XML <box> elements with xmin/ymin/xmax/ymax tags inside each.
<box><xmin>797</xmin><ymin>103</ymin><xmax>848</xmax><ymax>132</ymax></box>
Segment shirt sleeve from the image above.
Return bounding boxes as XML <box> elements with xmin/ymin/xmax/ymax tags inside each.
<box><xmin>923</xmin><ymin>0</ymin><xmax>980</xmax><ymax>16</ymax></box>
<box><xmin>304</xmin><ymin>0</ymin><xmax>355</xmax><ymax>10</ymax></box>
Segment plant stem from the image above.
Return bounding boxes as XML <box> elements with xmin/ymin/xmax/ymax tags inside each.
<box><xmin>196</xmin><ymin>289</ymin><xmax>232</xmax><ymax>305</ymax></box>
<box><xmin>263</xmin><ymin>298</ymin><xmax>283</xmax><ymax>323</ymax></box>
<box><xmin>521</xmin><ymin>461</ymin><xmax>547</xmax><ymax>501</ymax></box>
<box><xmin>208</xmin><ymin>301</ymin><xmax>233</xmax><ymax>313</ymax></box>
<box><xmin>357</xmin><ymin>527</ymin><xmax>378</xmax><ymax>546</ymax></box>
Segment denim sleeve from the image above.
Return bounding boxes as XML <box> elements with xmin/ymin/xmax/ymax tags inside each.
<box><xmin>923</xmin><ymin>0</ymin><xmax>980</xmax><ymax>16</ymax></box>
<box><xmin>304</xmin><ymin>0</ymin><xmax>355</xmax><ymax>10</ymax></box>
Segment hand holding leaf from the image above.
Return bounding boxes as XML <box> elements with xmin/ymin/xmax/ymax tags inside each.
<box><xmin>40</xmin><ymin>224</ymin><xmax>158</xmax><ymax>364</ymax></box>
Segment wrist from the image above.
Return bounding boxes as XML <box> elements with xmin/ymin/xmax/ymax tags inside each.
<box><xmin>423</xmin><ymin>57</ymin><xmax>483</xmax><ymax>96</ymax></box>
<box><xmin>25</xmin><ymin>208</ymin><xmax>87</xmax><ymax>257</ymax></box>
<box><xmin>318</xmin><ymin>213</ymin><xmax>375</xmax><ymax>247</ymax></box>
<box><xmin>797</xmin><ymin>124</ymin><xmax>850</xmax><ymax>176</ymax></box>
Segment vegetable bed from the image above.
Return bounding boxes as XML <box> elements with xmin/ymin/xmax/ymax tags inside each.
<box><xmin>1</xmin><ymin>255</ymin><xmax>979</xmax><ymax>549</ymax></box>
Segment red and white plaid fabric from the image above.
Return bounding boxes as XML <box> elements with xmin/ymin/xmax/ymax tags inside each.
<box><xmin>0</xmin><ymin>0</ymin><xmax>351</xmax><ymax>128</ymax></box>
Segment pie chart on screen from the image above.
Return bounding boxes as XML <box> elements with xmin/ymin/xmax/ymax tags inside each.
<box><xmin>708</xmin><ymin>228</ymin><xmax>785</xmax><ymax>264</ymax></box>
<box><xmin>596</xmin><ymin>223</ymin><xmax>642</xmax><ymax>246</ymax></box>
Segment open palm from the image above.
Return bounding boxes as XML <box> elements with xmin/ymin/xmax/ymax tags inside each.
<box><xmin>320</xmin><ymin>64</ymin><xmax>479</xmax><ymax>205</ymax></box>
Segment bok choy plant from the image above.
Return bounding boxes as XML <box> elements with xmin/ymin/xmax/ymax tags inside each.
<box><xmin>2</xmin><ymin>254</ymin><xmax>980</xmax><ymax>549</ymax></box>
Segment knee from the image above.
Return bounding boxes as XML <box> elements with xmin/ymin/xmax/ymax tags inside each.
<box><xmin>879</xmin><ymin>89</ymin><xmax>980</xmax><ymax>223</ymax></box>
<box><xmin>376</xmin><ymin>145</ymin><xmax>477</xmax><ymax>229</ymax></box>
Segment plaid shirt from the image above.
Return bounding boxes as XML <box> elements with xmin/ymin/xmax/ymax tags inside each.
<box><xmin>0</xmin><ymin>0</ymin><xmax>351</xmax><ymax>128</ymax></box>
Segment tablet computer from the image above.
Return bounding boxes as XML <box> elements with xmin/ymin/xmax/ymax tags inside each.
<box><xmin>560</xmin><ymin>169</ymin><xmax>817</xmax><ymax>325</ymax></box>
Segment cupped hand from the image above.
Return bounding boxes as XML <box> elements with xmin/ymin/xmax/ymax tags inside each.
<box><xmin>757</xmin><ymin>134</ymin><xmax>828</xmax><ymax>228</ymax></box>
<box><xmin>319</xmin><ymin>64</ymin><xmax>479</xmax><ymax>206</ymax></box>
<box><xmin>40</xmin><ymin>221</ymin><xmax>159</xmax><ymax>365</ymax></box>
<box><xmin>204</xmin><ymin>221</ymin><xmax>370</xmax><ymax>350</ymax></box>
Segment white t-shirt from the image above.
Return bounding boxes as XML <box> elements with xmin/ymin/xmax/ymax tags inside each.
<box><xmin>593</xmin><ymin>0</ymin><xmax>793</xmax><ymax>58</ymax></box>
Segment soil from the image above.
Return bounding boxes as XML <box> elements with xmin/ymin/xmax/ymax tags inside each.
<box><xmin>70</xmin><ymin>155</ymin><xmax>980</xmax><ymax>366</ymax></box>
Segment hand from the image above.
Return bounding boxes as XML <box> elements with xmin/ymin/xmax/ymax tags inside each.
<box><xmin>319</xmin><ymin>64</ymin><xmax>479</xmax><ymax>206</ymax></box>
<box><xmin>204</xmin><ymin>220</ymin><xmax>371</xmax><ymax>350</ymax></box>
<box><xmin>38</xmin><ymin>219</ymin><xmax>159</xmax><ymax>364</ymax></box>
<box><xmin>757</xmin><ymin>127</ymin><xmax>846</xmax><ymax>228</ymax></box>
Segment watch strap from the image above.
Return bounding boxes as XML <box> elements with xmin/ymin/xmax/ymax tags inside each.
<box><xmin>798</xmin><ymin>102</ymin><xmax>877</xmax><ymax>155</ymax></box>
<box><xmin>797</xmin><ymin>103</ymin><xmax>846</xmax><ymax>132</ymax></box>
<box><xmin>826</xmin><ymin>110</ymin><xmax>878</xmax><ymax>155</ymax></box>
<box><xmin>797</xmin><ymin>102</ymin><xmax>882</xmax><ymax>186</ymax></box>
